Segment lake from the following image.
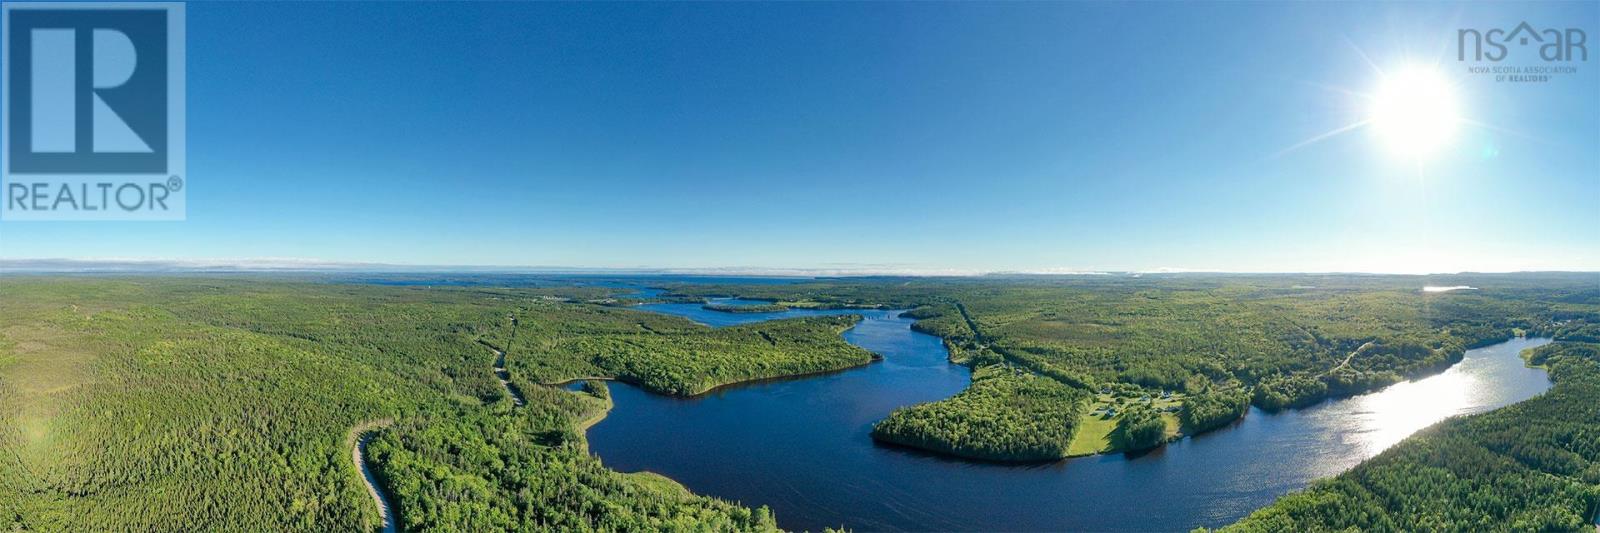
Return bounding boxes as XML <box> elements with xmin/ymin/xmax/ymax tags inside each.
<box><xmin>585</xmin><ymin>300</ymin><xmax>1554</xmax><ymax>531</ymax></box>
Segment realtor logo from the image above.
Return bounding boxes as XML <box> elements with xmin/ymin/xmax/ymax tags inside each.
<box><xmin>1458</xmin><ymin>22</ymin><xmax>1588</xmax><ymax>62</ymax></box>
<box><xmin>2</xmin><ymin>2</ymin><xmax>185</xmax><ymax>221</ymax></box>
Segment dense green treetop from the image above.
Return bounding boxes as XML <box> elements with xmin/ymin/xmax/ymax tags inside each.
<box><xmin>1221</xmin><ymin>340</ymin><xmax>1600</xmax><ymax>532</ymax></box>
<box><xmin>2</xmin><ymin>273</ymin><xmax>1596</xmax><ymax>531</ymax></box>
<box><xmin>871</xmin><ymin>363</ymin><xmax>1088</xmax><ymax>462</ymax></box>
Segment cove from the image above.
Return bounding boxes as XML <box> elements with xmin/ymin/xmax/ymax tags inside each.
<box><xmin>583</xmin><ymin>299</ymin><xmax>1555</xmax><ymax>531</ymax></box>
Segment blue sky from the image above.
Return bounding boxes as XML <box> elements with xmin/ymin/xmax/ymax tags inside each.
<box><xmin>1</xmin><ymin>1</ymin><xmax>1596</xmax><ymax>273</ymax></box>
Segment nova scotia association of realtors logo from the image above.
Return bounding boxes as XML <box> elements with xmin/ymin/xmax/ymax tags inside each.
<box><xmin>1459</xmin><ymin>22</ymin><xmax>1587</xmax><ymax>83</ymax></box>
<box><xmin>2</xmin><ymin>2</ymin><xmax>185</xmax><ymax>221</ymax></box>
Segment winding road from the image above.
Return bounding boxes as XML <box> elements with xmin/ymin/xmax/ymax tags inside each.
<box><xmin>349</xmin><ymin>314</ymin><xmax>524</xmax><ymax>532</ymax></box>
<box><xmin>481</xmin><ymin>339</ymin><xmax>527</xmax><ymax>407</ymax></box>
<box><xmin>481</xmin><ymin>314</ymin><xmax>527</xmax><ymax>407</ymax></box>
<box><xmin>1320</xmin><ymin>341</ymin><xmax>1374</xmax><ymax>377</ymax></box>
<box><xmin>349</xmin><ymin>422</ymin><xmax>397</xmax><ymax>533</ymax></box>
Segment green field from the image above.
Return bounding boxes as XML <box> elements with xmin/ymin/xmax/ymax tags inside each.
<box><xmin>1067</xmin><ymin>392</ymin><xmax>1183</xmax><ymax>456</ymax></box>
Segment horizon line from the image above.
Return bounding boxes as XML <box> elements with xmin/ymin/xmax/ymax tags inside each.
<box><xmin>2</xmin><ymin>258</ymin><xmax>1597</xmax><ymax>277</ymax></box>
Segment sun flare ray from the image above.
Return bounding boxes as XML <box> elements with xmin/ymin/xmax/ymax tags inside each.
<box><xmin>1274</xmin><ymin>119</ymin><xmax>1371</xmax><ymax>158</ymax></box>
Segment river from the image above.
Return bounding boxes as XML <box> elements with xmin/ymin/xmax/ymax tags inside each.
<box><xmin>584</xmin><ymin>299</ymin><xmax>1554</xmax><ymax>531</ymax></box>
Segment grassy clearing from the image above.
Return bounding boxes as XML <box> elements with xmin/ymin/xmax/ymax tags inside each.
<box><xmin>667</xmin><ymin>273</ymin><xmax>1597</xmax><ymax>459</ymax></box>
<box><xmin>4</xmin><ymin>273</ymin><xmax>1596</xmax><ymax>531</ymax></box>
<box><xmin>1067</xmin><ymin>393</ymin><xmax>1182</xmax><ymax>456</ymax></box>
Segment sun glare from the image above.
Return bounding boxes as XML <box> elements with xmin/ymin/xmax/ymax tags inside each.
<box><xmin>1368</xmin><ymin>66</ymin><xmax>1460</xmax><ymax>159</ymax></box>
<box><xmin>1354</xmin><ymin>369</ymin><xmax>1475</xmax><ymax>456</ymax></box>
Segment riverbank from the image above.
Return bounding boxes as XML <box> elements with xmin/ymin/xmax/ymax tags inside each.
<box><xmin>536</xmin><ymin>315</ymin><xmax>877</xmax><ymax>397</ymax></box>
<box><xmin>583</xmin><ymin>294</ymin><xmax>1559</xmax><ymax>531</ymax></box>
<box><xmin>571</xmin><ymin>382</ymin><xmax>614</xmax><ymax>435</ymax></box>
<box><xmin>648</xmin><ymin>293</ymin><xmax>1554</xmax><ymax>464</ymax></box>
<box><xmin>545</xmin><ymin>350</ymin><xmax>886</xmax><ymax>403</ymax></box>
<box><xmin>891</xmin><ymin>316</ymin><xmax>1535</xmax><ymax>460</ymax></box>
<box><xmin>870</xmin><ymin>364</ymin><xmax>1088</xmax><ymax>462</ymax></box>
<box><xmin>1223</xmin><ymin>339</ymin><xmax>1594</xmax><ymax>532</ymax></box>
<box><xmin>702</xmin><ymin>302</ymin><xmax>789</xmax><ymax>313</ymax></box>
<box><xmin>579</xmin><ymin>307</ymin><xmax>969</xmax><ymax>531</ymax></box>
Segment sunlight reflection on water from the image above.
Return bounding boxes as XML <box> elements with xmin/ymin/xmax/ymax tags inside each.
<box><xmin>1328</xmin><ymin>338</ymin><xmax>1550</xmax><ymax>461</ymax></box>
<box><xmin>1352</xmin><ymin>370</ymin><xmax>1475</xmax><ymax>456</ymax></box>
<box><xmin>592</xmin><ymin>297</ymin><xmax>1556</xmax><ymax>531</ymax></box>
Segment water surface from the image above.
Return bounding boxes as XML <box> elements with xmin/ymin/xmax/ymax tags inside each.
<box><xmin>587</xmin><ymin>300</ymin><xmax>1554</xmax><ymax>531</ymax></box>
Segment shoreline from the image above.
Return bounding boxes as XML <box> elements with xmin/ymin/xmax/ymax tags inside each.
<box><xmin>573</xmin><ymin>385</ymin><xmax>614</xmax><ymax>438</ymax></box>
<box><xmin>567</xmin><ymin>293</ymin><xmax>1574</xmax><ymax>531</ymax></box>
<box><xmin>869</xmin><ymin>432</ymin><xmax>1069</xmax><ymax>465</ymax></box>
<box><xmin>544</xmin><ymin>356</ymin><xmax>885</xmax><ymax>400</ymax></box>
<box><xmin>549</xmin><ymin>317</ymin><xmax>881</xmax><ymax>399</ymax></box>
<box><xmin>895</xmin><ymin>336</ymin><xmax>1551</xmax><ymax>462</ymax></box>
<box><xmin>605</xmin><ymin>295</ymin><xmax>1554</xmax><ymax>466</ymax></box>
<box><xmin>558</xmin><ymin>315</ymin><xmax>890</xmax><ymax>453</ymax></box>
<box><xmin>590</xmin><ymin>295</ymin><xmax>1549</xmax><ymax>465</ymax></box>
<box><xmin>889</xmin><ymin>322</ymin><xmax>1542</xmax><ymax>461</ymax></box>
<box><xmin>546</xmin><ymin>352</ymin><xmax>885</xmax><ymax>400</ymax></box>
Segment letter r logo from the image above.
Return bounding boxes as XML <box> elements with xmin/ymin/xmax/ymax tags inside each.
<box><xmin>30</xmin><ymin>27</ymin><xmax>152</xmax><ymax>154</ymax></box>
<box><xmin>5</xmin><ymin>4</ymin><xmax>175</xmax><ymax>174</ymax></box>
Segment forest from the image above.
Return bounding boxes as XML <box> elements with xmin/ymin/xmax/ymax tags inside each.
<box><xmin>663</xmin><ymin>273</ymin><xmax>1599</xmax><ymax>457</ymax></box>
<box><xmin>3</xmin><ymin>273</ymin><xmax>1597</xmax><ymax>531</ymax></box>
<box><xmin>1178</xmin><ymin>388</ymin><xmax>1251</xmax><ymax>435</ymax></box>
<box><xmin>1221</xmin><ymin>339</ymin><xmax>1600</xmax><ymax>532</ymax></box>
<box><xmin>497</xmin><ymin>302</ymin><xmax>871</xmax><ymax>396</ymax></box>
<box><xmin>871</xmin><ymin>363</ymin><xmax>1088</xmax><ymax>461</ymax></box>
<box><xmin>1</xmin><ymin>279</ymin><xmax>470</xmax><ymax>530</ymax></box>
<box><xmin>1111</xmin><ymin>403</ymin><xmax>1169</xmax><ymax>451</ymax></box>
<box><xmin>365</xmin><ymin>386</ymin><xmax>779</xmax><ymax>531</ymax></box>
<box><xmin>0</xmin><ymin>278</ymin><xmax>805</xmax><ymax>531</ymax></box>
<box><xmin>701</xmin><ymin>302</ymin><xmax>789</xmax><ymax>314</ymax></box>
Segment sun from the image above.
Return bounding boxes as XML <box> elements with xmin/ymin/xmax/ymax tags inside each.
<box><xmin>1368</xmin><ymin>66</ymin><xmax>1460</xmax><ymax>159</ymax></box>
